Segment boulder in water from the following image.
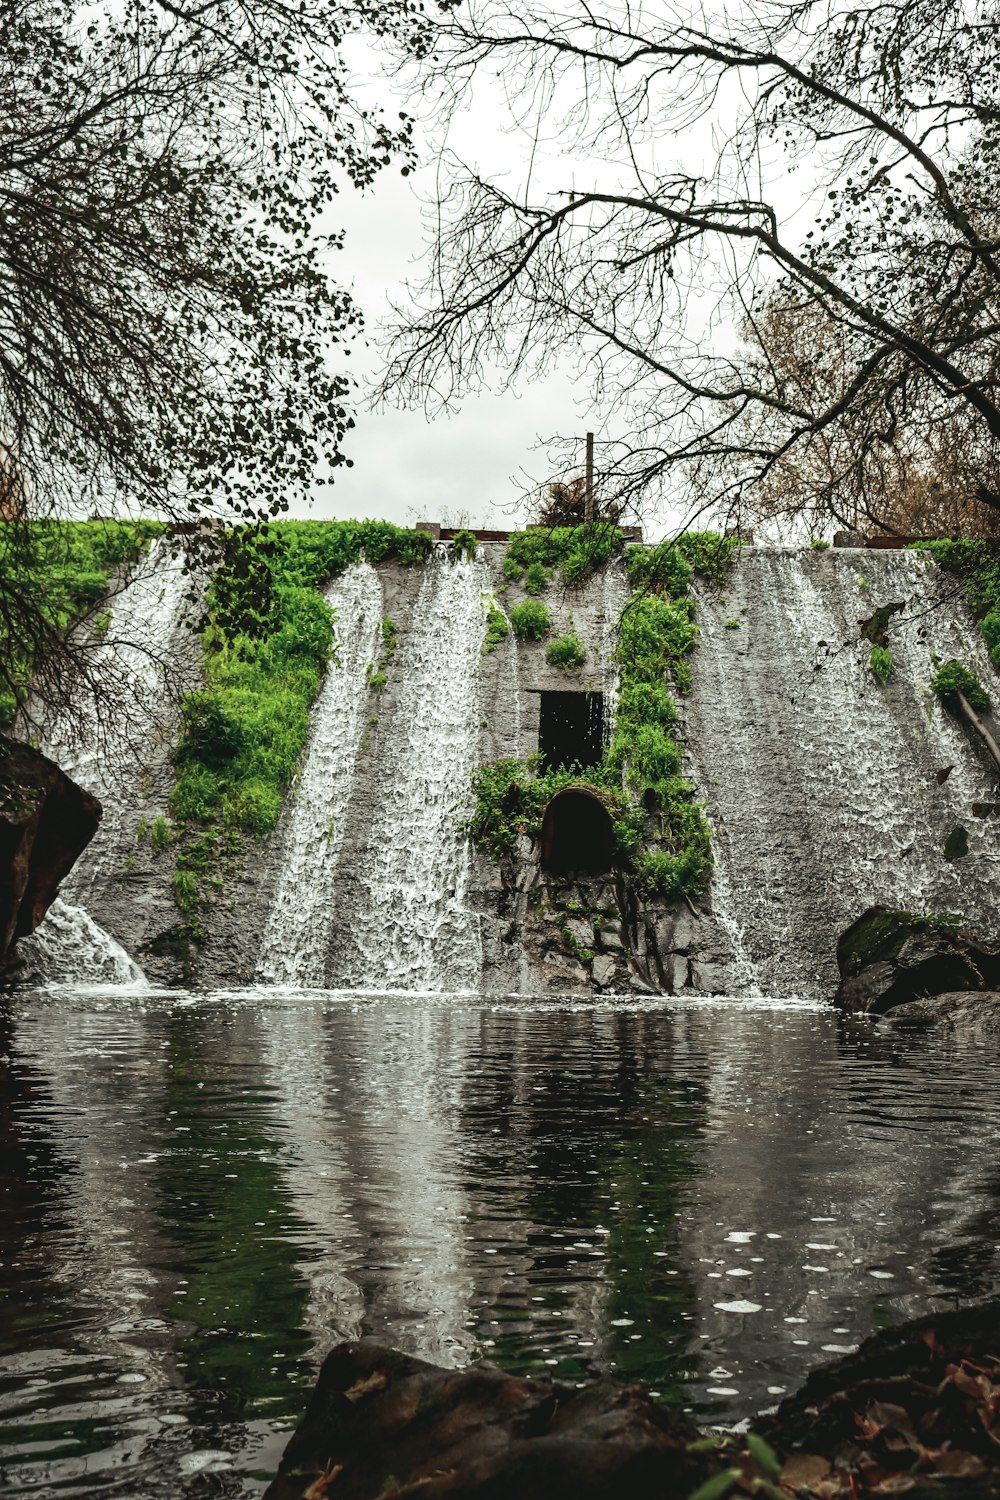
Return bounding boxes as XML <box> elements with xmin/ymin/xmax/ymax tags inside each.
<box><xmin>834</xmin><ymin>906</ymin><xmax>1000</xmax><ymax>1015</ymax></box>
<box><xmin>887</xmin><ymin>989</ymin><xmax>1000</xmax><ymax>1035</ymax></box>
<box><xmin>263</xmin><ymin>1341</ymin><xmax>717</xmax><ymax>1500</ymax></box>
<box><xmin>0</xmin><ymin>734</ymin><xmax>101</xmax><ymax>976</ymax></box>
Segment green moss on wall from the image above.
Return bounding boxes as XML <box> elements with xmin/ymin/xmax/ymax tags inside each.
<box><xmin>167</xmin><ymin>520</ymin><xmax>433</xmax><ymax>915</ymax></box>
<box><xmin>468</xmin><ymin>530</ymin><xmax>737</xmax><ymax>901</ymax></box>
<box><xmin>911</xmin><ymin>539</ymin><xmax>1000</xmax><ymax>676</ymax></box>
<box><xmin>502</xmin><ymin>522</ymin><xmax>625</xmax><ymax>589</ymax></box>
<box><xmin>0</xmin><ymin>519</ymin><xmax>164</xmax><ymax>724</ymax></box>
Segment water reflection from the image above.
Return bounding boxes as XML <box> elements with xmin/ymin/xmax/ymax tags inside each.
<box><xmin>2</xmin><ymin>989</ymin><xmax>1000</xmax><ymax>1497</ymax></box>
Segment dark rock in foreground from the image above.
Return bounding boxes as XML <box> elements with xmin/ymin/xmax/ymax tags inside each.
<box><xmin>0</xmin><ymin>735</ymin><xmax>101</xmax><ymax>976</ymax></box>
<box><xmin>270</xmin><ymin>1303</ymin><xmax>1000</xmax><ymax>1500</ymax></box>
<box><xmin>835</xmin><ymin>905</ymin><xmax>1000</xmax><ymax>1016</ymax></box>
<box><xmin>757</xmin><ymin>1297</ymin><xmax>1000</xmax><ymax>1498</ymax></box>
<box><xmin>263</xmin><ymin>1342</ymin><xmax>717</xmax><ymax>1500</ymax></box>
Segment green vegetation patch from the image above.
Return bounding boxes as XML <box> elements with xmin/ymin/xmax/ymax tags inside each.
<box><xmin>0</xmin><ymin>519</ymin><xmax>164</xmax><ymax>724</ymax></box>
<box><xmin>931</xmin><ymin>658</ymin><xmax>989</xmax><ymax>713</ymax></box>
<box><xmin>869</xmin><ymin>644</ymin><xmax>893</xmax><ymax>682</ymax></box>
<box><xmin>469</xmin><ymin>530</ymin><xmax>737</xmax><ymax>900</ymax></box>
<box><xmin>481</xmin><ymin>603</ymin><xmax>510</xmax><ymax>655</ymax></box>
<box><xmin>167</xmin><ymin>520</ymin><xmax>432</xmax><ymax>914</ymax></box>
<box><xmin>503</xmin><ymin>522</ymin><xmax>625</xmax><ymax>589</ymax></box>
<box><xmin>911</xmin><ymin>538</ymin><xmax>1000</xmax><ymax>676</ymax></box>
<box><xmin>510</xmin><ymin>600</ymin><xmax>552</xmax><ymax>640</ymax></box>
<box><xmin>545</xmin><ymin>631</ymin><xmax>587</xmax><ymax>672</ymax></box>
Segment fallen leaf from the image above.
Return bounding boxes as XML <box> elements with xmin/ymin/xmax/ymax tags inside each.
<box><xmin>344</xmin><ymin>1370</ymin><xmax>389</xmax><ymax>1403</ymax></box>
<box><xmin>303</xmin><ymin>1461</ymin><xmax>343</xmax><ymax>1499</ymax></box>
<box><xmin>936</xmin><ymin>766</ymin><xmax>953</xmax><ymax>784</ymax></box>
<box><xmin>778</xmin><ymin>1451</ymin><xmax>831</xmax><ymax>1490</ymax></box>
<box><xmin>857</xmin><ymin>1400</ymin><xmax>919</xmax><ymax>1452</ymax></box>
<box><xmin>926</xmin><ymin>1449</ymin><xmax>986</xmax><ymax>1478</ymax></box>
<box><xmin>869</xmin><ymin>1475</ymin><xmax>915</xmax><ymax>1494</ymax></box>
<box><xmin>946</xmin><ymin>1361</ymin><xmax>993</xmax><ymax>1401</ymax></box>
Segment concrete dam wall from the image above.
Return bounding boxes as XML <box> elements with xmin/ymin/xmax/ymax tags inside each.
<box><xmin>23</xmin><ymin>538</ymin><xmax>1000</xmax><ymax>997</ymax></box>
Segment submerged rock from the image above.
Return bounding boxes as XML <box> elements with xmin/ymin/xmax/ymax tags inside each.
<box><xmin>263</xmin><ymin>1342</ymin><xmax>716</xmax><ymax>1500</ymax></box>
<box><xmin>834</xmin><ymin>906</ymin><xmax>1000</xmax><ymax>1016</ymax></box>
<box><xmin>0</xmin><ymin>735</ymin><xmax>101</xmax><ymax>976</ymax></box>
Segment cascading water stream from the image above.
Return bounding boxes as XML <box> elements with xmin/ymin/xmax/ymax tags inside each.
<box><xmin>28</xmin><ymin>539</ymin><xmax>190</xmax><ymax>985</ymax></box>
<box><xmin>19</xmin><ymin>898</ymin><xmax>148</xmax><ymax>987</ymax></box>
<box><xmin>256</xmin><ymin>564</ymin><xmax>383</xmax><ymax>985</ymax></box>
<box><xmin>328</xmin><ymin>553</ymin><xmax>487</xmax><ymax>992</ymax></box>
<box><xmin>40</xmin><ymin>539</ymin><xmax>190</xmax><ymax>890</ymax></box>
<box><xmin>688</xmin><ymin>547</ymin><xmax>1000</xmax><ymax>996</ymax></box>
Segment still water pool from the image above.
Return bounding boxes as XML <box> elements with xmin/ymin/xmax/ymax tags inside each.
<box><xmin>2</xmin><ymin>988</ymin><xmax>999</xmax><ymax>1496</ymax></box>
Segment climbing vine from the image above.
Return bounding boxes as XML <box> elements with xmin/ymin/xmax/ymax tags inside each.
<box><xmin>468</xmin><ymin>530</ymin><xmax>738</xmax><ymax>900</ymax></box>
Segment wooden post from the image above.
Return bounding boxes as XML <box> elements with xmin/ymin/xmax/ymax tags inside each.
<box><xmin>585</xmin><ymin>431</ymin><xmax>595</xmax><ymax>524</ymax></box>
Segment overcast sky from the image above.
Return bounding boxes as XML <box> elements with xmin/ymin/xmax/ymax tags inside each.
<box><xmin>300</xmin><ymin>36</ymin><xmax>634</xmax><ymax>534</ymax></box>
<box><xmin>301</xmin><ymin>13</ymin><xmax>797</xmax><ymax>540</ymax></box>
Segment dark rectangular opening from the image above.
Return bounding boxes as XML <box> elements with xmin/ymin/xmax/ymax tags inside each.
<box><xmin>538</xmin><ymin>690</ymin><xmax>605</xmax><ymax>772</ymax></box>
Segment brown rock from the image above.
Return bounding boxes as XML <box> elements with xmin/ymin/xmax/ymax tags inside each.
<box><xmin>0</xmin><ymin>735</ymin><xmax>101</xmax><ymax>974</ymax></box>
<box><xmin>887</xmin><ymin>990</ymin><xmax>1000</xmax><ymax>1035</ymax></box>
<box><xmin>264</xmin><ymin>1342</ymin><xmax>716</xmax><ymax>1500</ymax></box>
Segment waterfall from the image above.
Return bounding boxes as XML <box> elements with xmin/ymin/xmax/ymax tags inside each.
<box><xmin>601</xmin><ymin>558</ymin><xmax>629</xmax><ymax>743</ymax></box>
<box><xmin>40</xmin><ymin>538</ymin><xmax>191</xmax><ymax>898</ymax></box>
<box><xmin>19</xmin><ymin>898</ymin><xmax>148</xmax><ymax>987</ymax></box>
<box><xmin>256</xmin><ymin>563</ymin><xmax>383</xmax><ymax>985</ymax></box>
<box><xmin>688</xmin><ymin>547</ymin><xmax>1000</xmax><ymax>996</ymax></box>
<box><xmin>328</xmin><ymin>553</ymin><xmax>487</xmax><ymax>992</ymax></box>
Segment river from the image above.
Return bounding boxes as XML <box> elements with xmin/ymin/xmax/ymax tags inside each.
<box><xmin>2</xmin><ymin>988</ymin><xmax>999</xmax><ymax>1496</ymax></box>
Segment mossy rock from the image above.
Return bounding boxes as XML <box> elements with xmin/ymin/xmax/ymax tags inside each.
<box><xmin>835</xmin><ymin>905</ymin><xmax>1000</xmax><ymax>1015</ymax></box>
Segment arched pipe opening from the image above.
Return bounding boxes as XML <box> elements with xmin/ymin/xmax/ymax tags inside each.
<box><xmin>540</xmin><ymin>787</ymin><xmax>616</xmax><ymax>876</ymax></box>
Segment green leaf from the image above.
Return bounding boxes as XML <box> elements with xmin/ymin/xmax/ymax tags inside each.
<box><xmin>746</xmin><ymin>1433</ymin><xmax>782</xmax><ymax>1480</ymax></box>
<box><xmin>685</xmin><ymin>1468</ymin><xmax>742</xmax><ymax>1500</ymax></box>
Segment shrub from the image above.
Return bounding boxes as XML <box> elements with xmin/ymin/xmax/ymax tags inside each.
<box><xmin>176</xmin><ymin>690</ymin><xmax>248</xmax><ymax>770</ymax></box>
<box><xmin>510</xmin><ymin>600</ymin><xmax>551</xmax><ymax>640</ymax></box>
<box><xmin>171</xmin><ymin>869</ymin><xmax>200</xmax><ymax>915</ymax></box>
<box><xmin>482</xmin><ymin>605</ymin><xmax>510</xmax><ymax>655</ymax></box>
<box><xmin>545</xmin><ymin>632</ymin><xmax>587</xmax><ymax>671</ymax></box>
<box><xmin>224</xmin><ymin>778</ymin><xmax>282</xmax><ymax>835</ymax></box>
<box><xmin>869</xmin><ymin>645</ymin><xmax>892</xmax><ymax>682</ymax></box>
<box><xmin>523</xmin><ymin>560</ymin><xmax>550</xmax><ymax>595</ymax></box>
<box><xmin>150</xmin><ymin>816</ymin><xmax>171</xmax><ymax>851</ymax></box>
<box><xmin>170</xmin><ymin>765</ymin><xmax>221</xmax><ymax>823</ymax></box>
<box><xmin>811</xmin><ymin>538</ymin><xmax>831</xmax><ymax>549</ymax></box>
<box><xmin>503</xmin><ymin>523</ymin><xmax>624</xmax><ymax>588</ymax></box>
<box><xmin>931</xmin><ymin>659</ymin><xmax>990</xmax><ymax>712</ymax></box>
<box><xmin>635</xmin><ymin>843</ymin><xmax>712</xmax><ymax>899</ymax></box>
<box><xmin>451</xmin><ymin>529</ymin><xmax>479</xmax><ymax>561</ymax></box>
<box><xmin>626</xmin><ymin>541</ymin><xmax>692</xmax><ymax>595</ymax></box>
